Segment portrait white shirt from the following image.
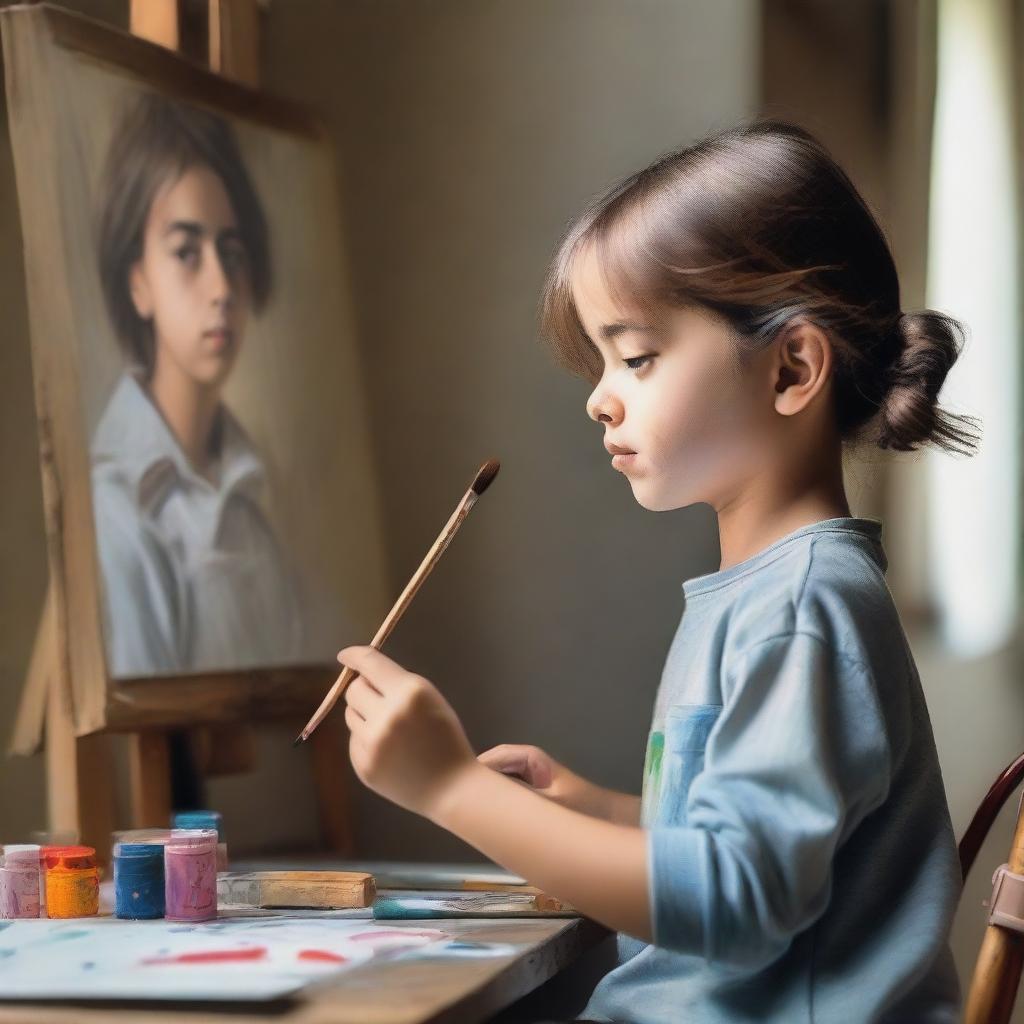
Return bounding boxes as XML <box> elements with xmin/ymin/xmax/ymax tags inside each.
<box><xmin>90</xmin><ymin>372</ymin><xmax>304</xmax><ymax>677</ymax></box>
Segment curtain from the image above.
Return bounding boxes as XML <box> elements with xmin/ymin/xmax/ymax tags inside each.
<box><xmin>925</xmin><ymin>0</ymin><xmax>1021</xmax><ymax>657</ymax></box>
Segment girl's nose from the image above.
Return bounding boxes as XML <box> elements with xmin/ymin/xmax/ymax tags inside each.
<box><xmin>586</xmin><ymin>384</ymin><xmax>623</xmax><ymax>426</ymax></box>
<box><xmin>205</xmin><ymin>243</ymin><xmax>232</xmax><ymax>303</ymax></box>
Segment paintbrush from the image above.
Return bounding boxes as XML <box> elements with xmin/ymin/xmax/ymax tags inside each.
<box><xmin>294</xmin><ymin>458</ymin><xmax>501</xmax><ymax>745</ymax></box>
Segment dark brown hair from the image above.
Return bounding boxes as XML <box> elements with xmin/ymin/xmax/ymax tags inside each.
<box><xmin>96</xmin><ymin>92</ymin><xmax>271</xmax><ymax>374</ymax></box>
<box><xmin>539</xmin><ymin>118</ymin><xmax>980</xmax><ymax>455</ymax></box>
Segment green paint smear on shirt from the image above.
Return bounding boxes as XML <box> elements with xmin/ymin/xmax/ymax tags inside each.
<box><xmin>641</xmin><ymin>731</ymin><xmax>664</xmax><ymax>826</ymax></box>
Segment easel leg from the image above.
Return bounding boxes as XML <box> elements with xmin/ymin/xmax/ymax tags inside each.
<box><xmin>45</xmin><ymin>667</ymin><xmax>115</xmax><ymax>866</ymax></box>
<box><xmin>128</xmin><ymin>732</ymin><xmax>172</xmax><ymax>828</ymax></box>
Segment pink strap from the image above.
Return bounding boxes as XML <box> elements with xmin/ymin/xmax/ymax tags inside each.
<box><xmin>986</xmin><ymin>863</ymin><xmax>1024</xmax><ymax>932</ymax></box>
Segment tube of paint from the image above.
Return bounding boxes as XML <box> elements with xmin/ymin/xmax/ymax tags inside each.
<box><xmin>171</xmin><ymin>811</ymin><xmax>228</xmax><ymax>871</ymax></box>
<box><xmin>41</xmin><ymin>845</ymin><xmax>99</xmax><ymax>918</ymax></box>
<box><xmin>164</xmin><ymin>829</ymin><xmax>218</xmax><ymax>922</ymax></box>
<box><xmin>113</xmin><ymin>842</ymin><xmax>165</xmax><ymax>919</ymax></box>
<box><xmin>0</xmin><ymin>844</ymin><xmax>41</xmax><ymax>919</ymax></box>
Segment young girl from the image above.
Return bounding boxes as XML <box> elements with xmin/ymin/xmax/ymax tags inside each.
<box><xmin>336</xmin><ymin>120</ymin><xmax>976</xmax><ymax>1022</ymax></box>
<box><xmin>92</xmin><ymin>92</ymin><xmax>303</xmax><ymax>677</ymax></box>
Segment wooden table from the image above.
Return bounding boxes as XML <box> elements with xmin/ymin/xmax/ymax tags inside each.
<box><xmin>0</xmin><ymin>916</ymin><xmax>612</xmax><ymax>1024</ymax></box>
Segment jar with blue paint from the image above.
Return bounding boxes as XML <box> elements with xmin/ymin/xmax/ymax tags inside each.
<box><xmin>113</xmin><ymin>841</ymin><xmax>165</xmax><ymax>919</ymax></box>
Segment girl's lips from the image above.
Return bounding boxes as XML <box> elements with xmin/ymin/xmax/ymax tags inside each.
<box><xmin>611</xmin><ymin>452</ymin><xmax>638</xmax><ymax>471</ymax></box>
<box><xmin>203</xmin><ymin>329</ymin><xmax>233</xmax><ymax>353</ymax></box>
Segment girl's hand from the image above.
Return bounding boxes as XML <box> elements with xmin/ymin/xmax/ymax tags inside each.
<box><xmin>339</xmin><ymin>646</ymin><xmax>476</xmax><ymax>820</ymax></box>
<box><xmin>478</xmin><ymin>744</ymin><xmax>642</xmax><ymax>825</ymax></box>
<box><xmin>478</xmin><ymin>744</ymin><xmax>588</xmax><ymax>809</ymax></box>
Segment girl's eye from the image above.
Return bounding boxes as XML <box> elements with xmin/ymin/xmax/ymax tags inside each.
<box><xmin>624</xmin><ymin>355</ymin><xmax>653</xmax><ymax>371</ymax></box>
<box><xmin>175</xmin><ymin>246</ymin><xmax>199</xmax><ymax>266</ymax></box>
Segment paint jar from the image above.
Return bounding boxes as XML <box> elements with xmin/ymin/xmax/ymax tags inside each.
<box><xmin>172</xmin><ymin>811</ymin><xmax>228</xmax><ymax>871</ymax></box>
<box><xmin>29</xmin><ymin>832</ymin><xmax>77</xmax><ymax>916</ymax></box>
<box><xmin>0</xmin><ymin>844</ymin><xmax>41</xmax><ymax>919</ymax></box>
<box><xmin>42</xmin><ymin>845</ymin><xmax>99</xmax><ymax>918</ymax></box>
<box><xmin>113</xmin><ymin>842</ymin><xmax>165</xmax><ymax>919</ymax></box>
<box><xmin>164</xmin><ymin>829</ymin><xmax>218</xmax><ymax>922</ymax></box>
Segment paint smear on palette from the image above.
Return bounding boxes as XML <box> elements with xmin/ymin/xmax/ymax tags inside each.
<box><xmin>142</xmin><ymin>947</ymin><xmax>268</xmax><ymax>965</ymax></box>
<box><xmin>298</xmin><ymin>949</ymin><xmax>347</xmax><ymax>963</ymax></box>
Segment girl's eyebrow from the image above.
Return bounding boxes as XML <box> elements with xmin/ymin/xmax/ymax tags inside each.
<box><xmin>599</xmin><ymin>320</ymin><xmax>655</xmax><ymax>341</ymax></box>
<box><xmin>165</xmin><ymin>220</ymin><xmax>203</xmax><ymax>238</ymax></box>
<box><xmin>164</xmin><ymin>222</ymin><xmax>242</xmax><ymax>241</ymax></box>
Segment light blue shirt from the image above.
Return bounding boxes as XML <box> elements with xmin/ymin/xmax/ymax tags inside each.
<box><xmin>583</xmin><ymin>517</ymin><xmax>962</xmax><ymax>1023</ymax></box>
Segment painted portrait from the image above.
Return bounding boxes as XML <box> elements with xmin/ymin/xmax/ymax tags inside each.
<box><xmin>90</xmin><ymin>93</ymin><xmax>305</xmax><ymax>676</ymax></box>
<box><xmin>2</xmin><ymin>9</ymin><xmax>390</xmax><ymax>698</ymax></box>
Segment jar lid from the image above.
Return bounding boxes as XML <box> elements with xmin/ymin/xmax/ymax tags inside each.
<box><xmin>42</xmin><ymin>845</ymin><xmax>96</xmax><ymax>870</ymax></box>
<box><xmin>114</xmin><ymin>841</ymin><xmax>166</xmax><ymax>859</ymax></box>
<box><xmin>0</xmin><ymin>844</ymin><xmax>40</xmax><ymax>867</ymax></box>
<box><xmin>172</xmin><ymin>811</ymin><xmax>223</xmax><ymax>839</ymax></box>
<box><xmin>165</xmin><ymin>828</ymin><xmax>218</xmax><ymax>853</ymax></box>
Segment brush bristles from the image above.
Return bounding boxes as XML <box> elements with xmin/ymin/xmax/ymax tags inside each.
<box><xmin>471</xmin><ymin>458</ymin><xmax>500</xmax><ymax>496</ymax></box>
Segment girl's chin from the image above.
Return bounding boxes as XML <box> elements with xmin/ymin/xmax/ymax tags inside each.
<box><xmin>191</xmin><ymin>359</ymin><xmax>238</xmax><ymax>389</ymax></box>
<box><xmin>628</xmin><ymin>480</ymin><xmax>685</xmax><ymax>513</ymax></box>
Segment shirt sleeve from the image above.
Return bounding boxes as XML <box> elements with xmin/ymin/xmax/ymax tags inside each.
<box><xmin>648</xmin><ymin>630</ymin><xmax>892</xmax><ymax>970</ymax></box>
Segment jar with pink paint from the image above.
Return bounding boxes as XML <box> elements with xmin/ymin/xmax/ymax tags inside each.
<box><xmin>163</xmin><ymin>828</ymin><xmax>218</xmax><ymax>922</ymax></box>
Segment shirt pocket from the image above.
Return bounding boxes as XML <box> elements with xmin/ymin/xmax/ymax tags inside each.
<box><xmin>653</xmin><ymin>703</ymin><xmax>723</xmax><ymax>828</ymax></box>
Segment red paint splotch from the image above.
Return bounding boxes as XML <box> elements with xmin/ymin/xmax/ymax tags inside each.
<box><xmin>297</xmin><ymin>949</ymin><xmax>348</xmax><ymax>963</ymax></box>
<box><xmin>142</xmin><ymin>947</ymin><xmax>268</xmax><ymax>965</ymax></box>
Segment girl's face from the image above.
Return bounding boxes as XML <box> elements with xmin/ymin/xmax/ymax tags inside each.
<box><xmin>571</xmin><ymin>243</ymin><xmax>778</xmax><ymax>513</ymax></box>
<box><xmin>129</xmin><ymin>165</ymin><xmax>251</xmax><ymax>390</ymax></box>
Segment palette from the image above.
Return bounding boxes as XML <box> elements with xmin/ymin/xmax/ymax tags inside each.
<box><xmin>0</xmin><ymin>917</ymin><xmax>505</xmax><ymax>1001</ymax></box>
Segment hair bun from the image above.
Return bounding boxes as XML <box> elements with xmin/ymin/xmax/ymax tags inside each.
<box><xmin>876</xmin><ymin>310</ymin><xmax>980</xmax><ymax>454</ymax></box>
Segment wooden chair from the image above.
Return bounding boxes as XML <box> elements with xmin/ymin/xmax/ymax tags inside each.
<box><xmin>960</xmin><ymin>751</ymin><xmax>1024</xmax><ymax>1023</ymax></box>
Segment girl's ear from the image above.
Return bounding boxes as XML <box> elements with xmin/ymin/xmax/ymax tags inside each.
<box><xmin>772</xmin><ymin>318</ymin><xmax>833</xmax><ymax>417</ymax></box>
<box><xmin>129</xmin><ymin>261</ymin><xmax>153</xmax><ymax>320</ymax></box>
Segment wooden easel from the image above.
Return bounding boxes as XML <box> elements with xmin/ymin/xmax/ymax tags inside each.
<box><xmin>8</xmin><ymin>0</ymin><xmax>354</xmax><ymax>862</ymax></box>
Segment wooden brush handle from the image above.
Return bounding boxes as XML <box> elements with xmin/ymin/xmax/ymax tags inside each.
<box><xmin>298</xmin><ymin>487</ymin><xmax>480</xmax><ymax>742</ymax></box>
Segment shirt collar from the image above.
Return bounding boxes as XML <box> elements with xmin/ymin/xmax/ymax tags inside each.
<box><xmin>91</xmin><ymin>372</ymin><xmax>265</xmax><ymax>516</ymax></box>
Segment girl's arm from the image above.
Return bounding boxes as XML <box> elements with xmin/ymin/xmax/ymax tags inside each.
<box><xmin>339</xmin><ymin>646</ymin><xmax>653</xmax><ymax>941</ymax></box>
<box><xmin>477</xmin><ymin>744</ymin><xmax>643</xmax><ymax>826</ymax></box>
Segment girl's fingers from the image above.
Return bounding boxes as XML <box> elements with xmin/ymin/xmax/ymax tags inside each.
<box><xmin>345</xmin><ymin>676</ymin><xmax>383</xmax><ymax>718</ymax></box>
<box><xmin>337</xmin><ymin>646</ymin><xmax>406</xmax><ymax>693</ymax></box>
<box><xmin>478</xmin><ymin>745</ymin><xmax>530</xmax><ymax>778</ymax></box>
<box><xmin>344</xmin><ymin>704</ymin><xmax>365</xmax><ymax>731</ymax></box>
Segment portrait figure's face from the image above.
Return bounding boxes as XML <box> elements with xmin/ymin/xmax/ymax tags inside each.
<box><xmin>128</xmin><ymin>164</ymin><xmax>252</xmax><ymax>390</ymax></box>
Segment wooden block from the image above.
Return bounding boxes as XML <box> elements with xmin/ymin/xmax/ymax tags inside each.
<box><xmin>217</xmin><ymin>870</ymin><xmax>376</xmax><ymax>909</ymax></box>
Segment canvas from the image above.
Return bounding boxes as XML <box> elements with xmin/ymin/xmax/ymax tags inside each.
<box><xmin>1</xmin><ymin>5</ymin><xmax>390</xmax><ymax>732</ymax></box>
